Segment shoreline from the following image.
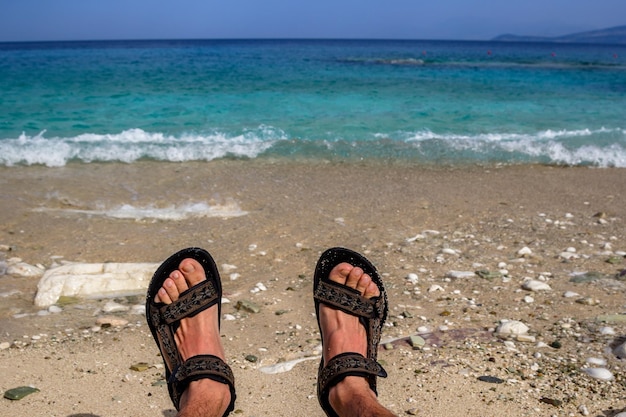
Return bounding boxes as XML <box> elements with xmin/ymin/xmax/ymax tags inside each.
<box><xmin>1</xmin><ymin>160</ymin><xmax>626</xmax><ymax>416</ymax></box>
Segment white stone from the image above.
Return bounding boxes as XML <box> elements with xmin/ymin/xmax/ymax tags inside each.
<box><xmin>0</xmin><ymin>342</ymin><xmax>10</xmax><ymax>350</ymax></box>
<box><xmin>223</xmin><ymin>314</ymin><xmax>236</xmax><ymax>321</ymax></box>
<box><xmin>406</xmin><ymin>273</ymin><xmax>419</xmax><ymax>284</ymax></box>
<box><xmin>446</xmin><ymin>271</ymin><xmax>475</xmax><ymax>279</ymax></box>
<box><xmin>522</xmin><ymin>280</ymin><xmax>551</xmax><ymax>292</ymax></box>
<box><xmin>495</xmin><ymin>320</ymin><xmax>529</xmax><ymax>337</ymax></box>
<box><xmin>7</xmin><ymin>261</ymin><xmax>45</xmax><ymax>277</ymax></box>
<box><xmin>523</xmin><ymin>295</ymin><xmax>534</xmax><ymax>303</ymax></box>
<box><xmin>516</xmin><ymin>334</ymin><xmax>536</xmax><ymax>343</ymax></box>
<box><xmin>440</xmin><ymin>248</ymin><xmax>459</xmax><ymax>256</ymax></box>
<box><xmin>259</xmin><ymin>356</ymin><xmax>320</xmax><ymax>374</ymax></box>
<box><xmin>427</xmin><ymin>285</ymin><xmax>444</xmax><ymax>292</ymax></box>
<box><xmin>517</xmin><ymin>247</ymin><xmax>532</xmax><ymax>256</ymax></box>
<box><xmin>96</xmin><ymin>316</ymin><xmax>129</xmax><ymax>327</ymax></box>
<box><xmin>586</xmin><ymin>357</ymin><xmax>607</xmax><ymax>366</ymax></box>
<box><xmin>48</xmin><ymin>305</ymin><xmax>62</xmax><ymax>314</ymax></box>
<box><xmin>102</xmin><ymin>300</ymin><xmax>129</xmax><ymax>313</ymax></box>
<box><xmin>581</xmin><ymin>367</ymin><xmax>614</xmax><ymax>381</ymax></box>
<box><xmin>563</xmin><ymin>291</ymin><xmax>579</xmax><ymax>298</ymax></box>
<box><xmin>599</xmin><ymin>326</ymin><xmax>615</xmax><ymax>335</ymax></box>
<box><xmin>560</xmin><ymin>252</ymin><xmax>579</xmax><ymax>260</ymax></box>
<box><xmin>34</xmin><ymin>262</ymin><xmax>159</xmax><ymax>307</ymax></box>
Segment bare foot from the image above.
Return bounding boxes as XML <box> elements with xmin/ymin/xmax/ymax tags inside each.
<box><xmin>155</xmin><ymin>258</ymin><xmax>230</xmax><ymax>416</ymax></box>
<box><xmin>319</xmin><ymin>263</ymin><xmax>390</xmax><ymax>416</ymax></box>
<box><xmin>319</xmin><ymin>263</ymin><xmax>380</xmax><ymax>365</ymax></box>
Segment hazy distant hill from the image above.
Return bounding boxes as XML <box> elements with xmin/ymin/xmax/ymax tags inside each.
<box><xmin>493</xmin><ymin>25</ymin><xmax>626</xmax><ymax>45</ymax></box>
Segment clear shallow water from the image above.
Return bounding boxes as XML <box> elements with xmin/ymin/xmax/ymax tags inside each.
<box><xmin>1</xmin><ymin>39</ymin><xmax>625</xmax><ymax>166</ymax></box>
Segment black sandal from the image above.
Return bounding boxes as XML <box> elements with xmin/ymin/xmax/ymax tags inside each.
<box><xmin>146</xmin><ymin>247</ymin><xmax>236</xmax><ymax>415</ymax></box>
<box><xmin>313</xmin><ymin>247</ymin><xmax>388</xmax><ymax>417</ymax></box>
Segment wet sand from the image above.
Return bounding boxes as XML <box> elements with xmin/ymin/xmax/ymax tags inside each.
<box><xmin>1</xmin><ymin>160</ymin><xmax>626</xmax><ymax>416</ymax></box>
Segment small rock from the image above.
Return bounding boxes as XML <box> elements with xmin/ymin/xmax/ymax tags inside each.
<box><xmin>517</xmin><ymin>247</ymin><xmax>532</xmax><ymax>257</ymax></box>
<box><xmin>130</xmin><ymin>362</ymin><xmax>150</xmax><ymax>372</ymax></box>
<box><xmin>522</xmin><ymin>280</ymin><xmax>551</xmax><ymax>291</ymax></box>
<box><xmin>582</xmin><ymin>367</ymin><xmax>614</xmax><ymax>381</ymax></box>
<box><xmin>445</xmin><ymin>271</ymin><xmax>475</xmax><ymax>279</ymax></box>
<box><xmin>563</xmin><ymin>291</ymin><xmax>579</xmax><ymax>298</ymax></box>
<box><xmin>586</xmin><ymin>357</ymin><xmax>607</xmax><ymax>366</ymax></box>
<box><xmin>477</xmin><ymin>375</ymin><xmax>504</xmax><ymax>384</ymax></box>
<box><xmin>235</xmin><ymin>300</ymin><xmax>261</xmax><ymax>314</ymax></box>
<box><xmin>0</xmin><ymin>342</ymin><xmax>10</xmax><ymax>350</ymax></box>
<box><xmin>102</xmin><ymin>300</ymin><xmax>129</xmax><ymax>313</ymax></box>
<box><xmin>4</xmin><ymin>386</ymin><xmax>40</xmax><ymax>400</ymax></box>
<box><xmin>48</xmin><ymin>305</ymin><xmax>62</xmax><ymax>314</ymax></box>
<box><xmin>540</xmin><ymin>397</ymin><xmax>562</xmax><ymax>407</ymax></box>
<box><xmin>406</xmin><ymin>273</ymin><xmax>419</xmax><ymax>284</ymax></box>
<box><xmin>409</xmin><ymin>335</ymin><xmax>426</xmax><ymax>349</ymax></box>
<box><xmin>495</xmin><ymin>320</ymin><xmax>529</xmax><ymax>338</ymax></box>
<box><xmin>245</xmin><ymin>355</ymin><xmax>258</xmax><ymax>363</ymax></box>
<box><xmin>406</xmin><ymin>408</ymin><xmax>419</xmax><ymax>415</ymax></box>
<box><xmin>7</xmin><ymin>262</ymin><xmax>45</xmax><ymax>277</ymax></box>
<box><xmin>612</xmin><ymin>341</ymin><xmax>626</xmax><ymax>359</ymax></box>
<box><xmin>96</xmin><ymin>316</ymin><xmax>129</xmax><ymax>327</ymax></box>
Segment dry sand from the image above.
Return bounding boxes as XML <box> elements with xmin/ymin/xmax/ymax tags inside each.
<box><xmin>1</xmin><ymin>160</ymin><xmax>626</xmax><ymax>416</ymax></box>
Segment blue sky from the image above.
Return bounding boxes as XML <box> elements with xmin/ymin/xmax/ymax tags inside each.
<box><xmin>0</xmin><ymin>0</ymin><xmax>624</xmax><ymax>42</ymax></box>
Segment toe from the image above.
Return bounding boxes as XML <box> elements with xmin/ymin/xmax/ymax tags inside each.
<box><xmin>355</xmin><ymin>272</ymin><xmax>372</xmax><ymax>296</ymax></box>
<box><xmin>179</xmin><ymin>259</ymin><xmax>206</xmax><ymax>287</ymax></box>
<box><xmin>363</xmin><ymin>280</ymin><xmax>380</xmax><ymax>299</ymax></box>
<box><xmin>328</xmin><ymin>263</ymin><xmax>353</xmax><ymax>285</ymax></box>
<box><xmin>170</xmin><ymin>270</ymin><xmax>190</xmax><ymax>295</ymax></box>
<box><xmin>345</xmin><ymin>266</ymin><xmax>364</xmax><ymax>290</ymax></box>
<box><xmin>161</xmin><ymin>277</ymin><xmax>182</xmax><ymax>302</ymax></box>
<box><xmin>155</xmin><ymin>287</ymin><xmax>173</xmax><ymax>304</ymax></box>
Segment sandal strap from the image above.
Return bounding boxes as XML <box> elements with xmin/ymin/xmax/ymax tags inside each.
<box><xmin>170</xmin><ymin>354</ymin><xmax>237</xmax><ymax>415</ymax></box>
<box><xmin>318</xmin><ymin>352</ymin><xmax>387</xmax><ymax>416</ymax></box>
<box><xmin>314</xmin><ymin>280</ymin><xmax>385</xmax><ymax>319</ymax></box>
<box><xmin>159</xmin><ymin>279</ymin><xmax>219</xmax><ymax>325</ymax></box>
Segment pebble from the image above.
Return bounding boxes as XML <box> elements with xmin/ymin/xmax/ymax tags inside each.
<box><xmin>7</xmin><ymin>261</ymin><xmax>45</xmax><ymax>277</ymax></box>
<box><xmin>495</xmin><ymin>320</ymin><xmax>529</xmax><ymax>338</ymax></box>
<box><xmin>3</xmin><ymin>386</ymin><xmax>40</xmax><ymax>400</ymax></box>
<box><xmin>409</xmin><ymin>335</ymin><xmax>426</xmax><ymax>349</ymax></box>
<box><xmin>521</xmin><ymin>280</ymin><xmax>551</xmax><ymax>291</ymax></box>
<box><xmin>406</xmin><ymin>273</ymin><xmax>419</xmax><ymax>284</ymax></box>
<box><xmin>581</xmin><ymin>367</ymin><xmax>614</xmax><ymax>381</ymax></box>
<box><xmin>48</xmin><ymin>305</ymin><xmax>62</xmax><ymax>314</ymax></box>
<box><xmin>235</xmin><ymin>300</ymin><xmax>261</xmax><ymax>314</ymax></box>
<box><xmin>599</xmin><ymin>326</ymin><xmax>615</xmax><ymax>335</ymax></box>
<box><xmin>586</xmin><ymin>357</ymin><xmax>607</xmax><ymax>366</ymax></box>
<box><xmin>445</xmin><ymin>271</ymin><xmax>475</xmax><ymax>279</ymax></box>
<box><xmin>563</xmin><ymin>291</ymin><xmax>579</xmax><ymax>298</ymax></box>
<box><xmin>612</xmin><ymin>341</ymin><xmax>626</xmax><ymax>359</ymax></box>
<box><xmin>0</xmin><ymin>342</ymin><xmax>10</xmax><ymax>350</ymax></box>
<box><xmin>102</xmin><ymin>300</ymin><xmax>130</xmax><ymax>313</ymax></box>
<box><xmin>96</xmin><ymin>316</ymin><xmax>129</xmax><ymax>327</ymax></box>
<box><xmin>517</xmin><ymin>247</ymin><xmax>532</xmax><ymax>257</ymax></box>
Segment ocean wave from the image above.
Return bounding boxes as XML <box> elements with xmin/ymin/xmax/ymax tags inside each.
<box><xmin>0</xmin><ymin>127</ymin><xmax>282</xmax><ymax>167</ymax></box>
<box><xmin>400</xmin><ymin>128</ymin><xmax>626</xmax><ymax>167</ymax></box>
<box><xmin>1</xmin><ymin>127</ymin><xmax>625</xmax><ymax>167</ymax></box>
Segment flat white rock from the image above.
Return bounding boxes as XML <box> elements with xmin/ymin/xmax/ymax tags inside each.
<box><xmin>582</xmin><ymin>367</ymin><xmax>614</xmax><ymax>381</ymax></box>
<box><xmin>522</xmin><ymin>280</ymin><xmax>551</xmax><ymax>291</ymax></box>
<box><xmin>446</xmin><ymin>270</ymin><xmax>475</xmax><ymax>279</ymax></box>
<box><xmin>7</xmin><ymin>261</ymin><xmax>45</xmax><ymax>277</ymax></box>
<box><xmin>35</xmin><ymin>262</ymin><xmax>159</xmax><ymax>307</ymax></box>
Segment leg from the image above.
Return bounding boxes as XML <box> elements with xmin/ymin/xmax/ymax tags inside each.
<box><xmin>155</xmin><ymin>258</ymin><xmax>232</xmax><ymax>417</ymax></box>
<box><xmin>318</xmin><ymin>262</ymin><xmax>396</xmax><ymax>417</ymax></box>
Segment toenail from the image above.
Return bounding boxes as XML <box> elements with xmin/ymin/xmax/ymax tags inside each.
<box><xmin>182</xmin><ymin>263</ymin><xmax>195</xmax><ymax>273</ymax></box>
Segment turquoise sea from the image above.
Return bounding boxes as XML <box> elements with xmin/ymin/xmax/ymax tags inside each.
<box><xmin>1</xmin><ymin>39</ymin><xmax>625</xmax><ymax>167</ymax></box>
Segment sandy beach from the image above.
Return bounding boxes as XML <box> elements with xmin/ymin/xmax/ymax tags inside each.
<box><xmin>1</xmin><ymin>160</ymin><xmax>626</xmax><ymax>416</ymax></box>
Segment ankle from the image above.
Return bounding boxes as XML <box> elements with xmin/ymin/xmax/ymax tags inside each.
<box><xmin>328</xmin><ymin>376</ymin><xmax>377</xmax><ymax>417</ymax></box>
<box><xmin>178</xmin><ymin>379</ymin><xmax>231</xmax><ymax>417</ymax></box>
